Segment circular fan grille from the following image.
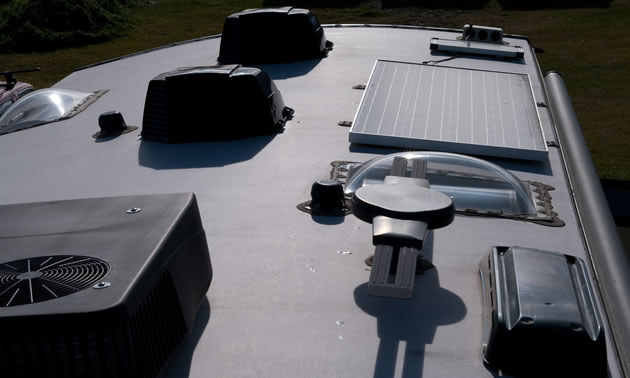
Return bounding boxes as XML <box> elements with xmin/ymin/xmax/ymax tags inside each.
<box><xmin>0</xmin><ymin>255</ymin><xmax>110</xmax><ymax>307</ymax></box>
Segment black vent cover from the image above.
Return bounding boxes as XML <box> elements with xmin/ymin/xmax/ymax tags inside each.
<box><xmin>218</xmin><ymin>7</ymin><xmax>332</xmax><ymax>64</ymax></box>
<box><xmin>142</xmin><ymin>65</ymin><xmax>293</xmax><ymax>143</ymax></box>
<box><xmin>0</xmin><ymin>255</ymin><xmax>110</xmax><ymax>307</ymax></box>
<box><xmin>0</xmin><ymin>193</ymin><xmax>212</xmax><ymax>378</ymax></box>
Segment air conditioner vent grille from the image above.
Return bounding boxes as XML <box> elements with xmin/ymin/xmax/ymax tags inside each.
<box><xmin>0</xmin><ymin>255</ymin><xmax>110</xmax><ymax>307</ymax></box>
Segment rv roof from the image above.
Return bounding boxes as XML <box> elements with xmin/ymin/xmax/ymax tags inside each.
<box><xmin>0</xmin><ymin>25</ymin><xmax>626</xmax><ymax>377</ymax></box>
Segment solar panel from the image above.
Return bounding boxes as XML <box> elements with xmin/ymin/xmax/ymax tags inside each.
<box><xmin>349</xmin><ymin>60</ymin><xmax>548</xmax><ymax>161</ymax></box>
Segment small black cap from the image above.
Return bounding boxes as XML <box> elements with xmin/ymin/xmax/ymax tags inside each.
<box><xmin>93</xmin><ymin>111</ymin><xmax>137</xmax><ymax>139</ymax></box>
<box><xmin>311</xmin><ymin>180</ymin><xmax>345</xmax><ymax>212</ymax></box>
<box><xmin>99</xmin><ymin>111</ymin><xmax>127</xmax><ymax>133</ymax></box>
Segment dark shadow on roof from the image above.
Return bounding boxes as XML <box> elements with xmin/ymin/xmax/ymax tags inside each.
<box><xmin>488</xmin><ymin>156</ymin><xmax>554</xmax><ymax>176</ymax></box>
<box><xmin>353</xmin><ymin>233</ymin><xmax>468</xmax><ymax>378</ymax></box>
<box><xmin>163</xmin><ymin>298</ymin><xmax>211</xmax><ymax>377</ymax></box>
<box><xmin>255</xmin><ymin>58</ymin><xmax>323</xmax><ymax>80</ymax></box>
<box><xmin>349</xmin><ymin>142</ymin><xmax>402</xmax><ymax>155</ymax></box>
<box><xmin>138</xmin><ymin>134</ymin><xmax>278</xmax><ymax>169</ymax></box>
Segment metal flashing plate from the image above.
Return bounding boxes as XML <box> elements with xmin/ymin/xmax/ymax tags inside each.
<box><xmin>350</xmin><ymin>60</ymin><xmax>548</xmax><ymax>161</ymax></box>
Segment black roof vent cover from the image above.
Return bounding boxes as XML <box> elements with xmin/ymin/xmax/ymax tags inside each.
<box><xmin>0</xmin><ymin>193</ymin><xmax>212</xmax><ymax>378</ymax></box>
<box><xmin>142</xmin><ymin>65</ymin><xmax>293</xmax><ymax>142</ymax></box>
<box><xmin>218</xmin><ymin>7</ymin><xmax>333</xmax><ymax>64</ymax></box>
<box><xmin>0</xmin><ymin>255</ymin><xmax>110</xmax><ymax>307</ymax></box>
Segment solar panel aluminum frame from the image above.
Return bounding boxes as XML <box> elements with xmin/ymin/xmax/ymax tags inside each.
<box><xmin>349</xmin><ymin>60</ymin><xmax>548</xmax><ymax>161</ymax></box>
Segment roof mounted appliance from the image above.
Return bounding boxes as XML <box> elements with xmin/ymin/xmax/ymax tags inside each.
<box><xmin>0</xmin><ymin>193</ymin><xmax>212</xmax><ymax>378</ymax></box>
<box><xmin>218</xmin><ymin>7</ymin><xmax>333</xmax><ymax>64</ymax></box>
<box><xmin>428</xmin><ymin>25</ymin><xmax>524</xmax><ymax>59</ymax></box>
<box><xmin>344</xmin><ymin>151</ymin><xmax>537</xmax><ymax>216</ymax></box>
<box><xmin>430</xmin><ymin>38</ymin><xmax>524</xmax><ymax>59</ymax></box>
<box><xmin>351</xmin><ymin>156</ymin><xmax>455</xmax><ymax>299</ymax></box>
<box><xmin>142</xmin><ymin>65</ymin><xmax>293</xmax><ymax>142</ymax></box>
<box><xmin>480</xmin><ymin>246</ymin><xmax>606</xmax><ymax>377</ymax></box>
<box><xmin>350</xmin><ymin>60</ymin><xmax>546</xmax><ymax>160</ymax></box>
<box><xmin>462</xmin><ymin>25</ymin><xmax>504</xmax><ymax>44</ymax></box>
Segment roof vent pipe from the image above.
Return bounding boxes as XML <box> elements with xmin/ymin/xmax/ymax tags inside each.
<box><xmin>93</xmin><ymin>111</ymin><xmax>138</xmax><ymax>139</ymax></box>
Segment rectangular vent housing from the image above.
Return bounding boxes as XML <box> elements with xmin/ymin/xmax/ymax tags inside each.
<box><xmin>142</xmin><ymin>65</ymin><xmax>292</xmax><ymax>142</ymax></box>
<box><xmin>0</xmin><ymin>193</ymin><xmax>213</xmax><ymax>378</ymax></box>
<box><xmin>462</xmin><ymin>24</ymin><xmax>504</xmax><ymax>44</ymax></box>
<box><xmin>479</xmin><ymin>246</ymin><xmax>606</xmax><ymax>377</ymax></box>
<box><xmin>430</xmin><ymin>38</ymin><xmax>524</xmax><ymax>59</ymax></box>
<box><xmin>218</xmin><ymin>7</ymin><xmax>330</xmax><ymax>64</ymax></box>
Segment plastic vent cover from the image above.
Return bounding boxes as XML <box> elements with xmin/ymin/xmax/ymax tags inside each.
<box><xmin>0</xmin><ymin>255</ymin><xmax>109</xmax><ymax>307</ymax></box>
<box><xmin>142</xmin><ymin>65</ymin><xmax>293</xmax><ymax>142</ymax></box>
<box><xmin>344</xmin><ymin>151</ymin><xmax>536</xmax><ymax>216</ymax></box>
<box><xmin>218</xmin><ymin>7</ymin><xmax>331</xmax><ymax>64</ymax></box>
<box><xmin>0</xmin><ymin>89</ymin><xmax>105</xmax><ymax>135</ymax></box>
<box><xmin>0</xmin><ymin>193</ymin><xmax>212</xmax><ymax>378</ymax></box>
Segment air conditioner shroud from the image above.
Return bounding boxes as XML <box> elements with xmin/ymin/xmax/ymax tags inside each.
<box><xmin>0</xmin><ymin>193</ymin><xmax>212</xmax><ymax>378</ymax></box>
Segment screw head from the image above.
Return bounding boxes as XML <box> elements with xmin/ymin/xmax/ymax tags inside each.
<box><xmin>126</xmin><ymin>207</ymin><xmax>141</xmax><ymax>214</ymax></box>
<box><xmin>93</xmin><ymin>281</ymin><xmax>111</xmax><ymax>289</ymax></box>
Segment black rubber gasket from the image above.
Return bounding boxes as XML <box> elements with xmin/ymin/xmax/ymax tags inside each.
<box><xmin>92</xmin><ymin>125</ymin><xmax>138</xmax><ymax>139</ymax></box>
<box><xmin>296</xmin><ymin>199</ymin><xmax>352</xmax><ymax>216</ymax></box>
<box><xmin>455</xmin><ymin>181</ymin><xmax>565</xmax><ymax>227</ymax></box>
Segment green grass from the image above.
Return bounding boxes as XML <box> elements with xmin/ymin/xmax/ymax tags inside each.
<box><xmin>1</xmin><ymin>0</ymin><xmax>628</xmax><ymax>179</ymax></box>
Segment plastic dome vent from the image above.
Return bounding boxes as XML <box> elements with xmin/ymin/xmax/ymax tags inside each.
<box><xmin>218</xmin><ymin>7</ymin><xmax>333</xmax><ymax>64</ymax></box>
<box><xmin>142</xmin><ymin>64</ymin><xmax>293</xmax><ymax>142</ymax></box>
<box><xmin>0</xmin><ymin>193</ymin><xmax>212</xmax><ymax>378</ymax></box>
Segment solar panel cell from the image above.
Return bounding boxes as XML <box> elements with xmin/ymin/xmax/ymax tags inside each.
<box><xmin>349</xmin><ymin>60</ymin><xmax>548</xmax><ymax>161</ymax></box>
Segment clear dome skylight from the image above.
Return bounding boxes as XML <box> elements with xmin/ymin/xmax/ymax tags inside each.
<box><xmin>344</xmin><ymin>151</ymin><xmax>536</xmax><ymax>216</ymax></box>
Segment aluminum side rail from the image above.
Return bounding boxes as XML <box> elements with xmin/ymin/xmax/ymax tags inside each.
<box><xmin>545</xmin><ymin>72</ymin><xmax>630</xmax><ymax>377</ymax></box>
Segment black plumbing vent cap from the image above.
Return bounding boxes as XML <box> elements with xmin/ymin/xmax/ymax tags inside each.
<box><xmin>94</xmin><ymin>111</ymin><xmax>138</xmax><ymax>139</ymax></box>
<box><xmin>218</xmin><ymin>7</ymin><xmax>332</xmax><ymax>64</ymax></box>
<box><xmin>142</xmin><ymin>65</ymin><xmax>293</xmax><ymax>142</ymax></box>
<box><xmin>0</xmin><ymin>193</ymin><xmax>212</xmax><ymax>378</ymax></box>
<box><xmin>100</xmin><ymin>111</ymin><xmax>126</xmax><ymax>132</ymax></box>
<box><xmin>311</xmin><ymin>180</ymin><xmax>346</xmax><ymax>212</ymax></box>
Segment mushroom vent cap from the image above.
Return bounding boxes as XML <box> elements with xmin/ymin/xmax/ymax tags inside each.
<box><xmin>218</xmin><ymin>7</ymin><xmax>332</xmax><ymax>64</ymax></box>
<box><xmin>142</xmin><ymin>64</ymin><xmax>293</xmax><ymax>142</ymax></box>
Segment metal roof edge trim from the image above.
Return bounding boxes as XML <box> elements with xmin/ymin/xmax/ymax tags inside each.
<box><xmin>72</xmin><ymin>35</ymin><xmax>222</xmax><ymax>73</ymax></box>
<box><xmin>71</xmin><ymin>25</ymin><xmax>530</xmax><ymax>76</ymax></box>
<box><xmin>321</xmin><ymin>24</ymin><xmax>530</xmax><ymax>41</ymax></box>
<box><xmin>545</xmin><ymin>71</ymin><xmax>630</xmax><ymax>377</ymax></box>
